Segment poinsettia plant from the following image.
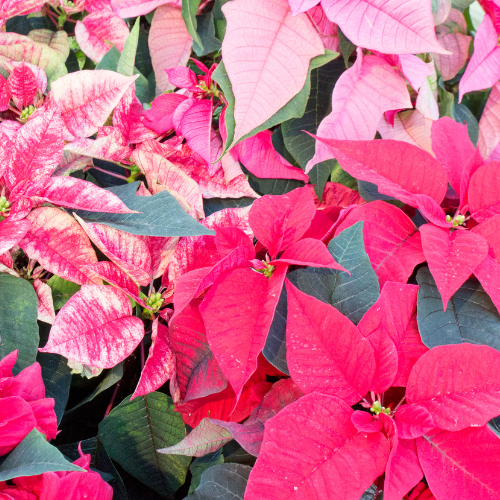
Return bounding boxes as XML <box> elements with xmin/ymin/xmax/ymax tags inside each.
<box><xmin>2</xmin><ymin>0</ymin><xmax>500</xmax><ymax>497</ymax></box>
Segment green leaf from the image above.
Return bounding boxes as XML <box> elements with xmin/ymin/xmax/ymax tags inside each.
<box><xmin>186</xmin><ymin>464</ymin><xmax>251</xmax><ymax>499</ymax></box>
<box><xmin>337</xmin><ymin>26</ymin><xmax>356</xmax><ymax>68</ymax></box>
<box><xmin>451</xmin><ymin>101</ymin><xmax>479</xmax><ymax>146</ymax></box>
<box><xmin>117</xmin><ymin>17</ymin><xmax>140</xmax><ymax>77</ymax></box>
<box><xmin>331</xmin><ymin>159</ymin><xmax>357</xmax><ymax>189</ymax></box>
<box><xmin>281</xmin><ymin>57</ymin><xmax>345</xmax><ymax>198</ymax></box>
<box><xmin>136</xmin><ymin>27</ymin><xmax>153</xmax><ymax>77</ymax></box>
<box><xmin>74</xmin><ymin>182</ymin><xmax>214</xmax><ymax>237</ymax></box>
<box><xmin>203</xmin><ymin>197</ymin><xmax>254</xmax><ymax>217</ymax></box>
<box><xmin>98</xmin><ymin>392</ymin><xmax>190</xmax><ymax>498</ymax></box>
<box><xmin>221</xmin><ymin>441</ymin><xmax>256</xmax><ymax>467</ymax></box>
<box><xmin>361</xmin><ymin>484</ymin><xmax>383</xmax><ymax>500</ymax></box>
<box><xmin>0</xmin><ymin>429</ymin><xmax>83</xmax><ymax>481</ymax></box>
<box><xmin>67</xmin><ymin>363</ymin><xmax>123</xmax><ymax>412</ymax></box>
<box><xmin>182</xmin><ymin>0</ymin><xmax>203</xmax><ymax>49</ymax></box>
<box><xmin>188</xmin><ymin>450</ymin><xmax>224</xmax><ymax>494</ymax></box>
<box><xmin>47</xmin><ymin>275</ymin><xmax>81</xmax><ymax>309</ymax></box>
<box><xmin>416</xmin><ymin>267</ymin><xmax>500</xmax><ymax>350</ymax></box>
<box><xmin>213</xmin><ymin>0</ymin><xmax>229</xmax><ymax>40</ymax></box>
<box><xmin>248</xmin><ymin>173</ymin><xmax>304</xmax><ymax>196</ymax></box>
<box><xmin>97</xmin><ymin>45</ymin><xmax>151</xmax><ymax>103</ymax></box>
<box><xmin>37</xmin><ymin>350</ymin><xmax>72</xmax><ymax>425</ymax></box>
<box><xmin>288</xmin><ymin>222</ymin><xmax>380</xmax><ymax>324</ymax></box>
<box><xmin>263</xmin><ymin>285</ymin><xmax>289</xmax><ymax>375</ymax></box>
<box><xmin>0</xmin><ymin>274</ymin><xmax>39</xmax><ymax>373</ymax></box>
<box><xmin>213</xmin><ymin>51</ymin><xmax>339</xmax><ymax>151</ymax></box>
<box><xmin>193</xmin><ymin>12</ymin><xmax>222</xmax><ymax>56</ymax></box>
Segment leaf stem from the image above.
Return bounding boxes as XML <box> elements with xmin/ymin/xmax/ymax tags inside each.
<box><xmin>104</xmin><ymin>381</ymin><xmax>121</xmax><ymax>418</ymax></box>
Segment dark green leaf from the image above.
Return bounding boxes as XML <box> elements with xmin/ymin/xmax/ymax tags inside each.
<box><xmin>37</xmin><ymin>351</ymin><xmax>72</xmax><ymax>424</ymax></box>
<box><xmin>360</xmin><ymin>484</ymin><xmax>383</xmax><ymax>500</ymax></box>
<box><xmin>65</xmin><ymin>50</ymin><xmax>80</xmax><ymax>73</ymax></box>
<box><xmin>213</xmin><ymin>0</ymin><xmax>229</xmax><ymax>40</ymax></box>
<box><xmin>0</xmin><ymin>429</ymin><xmax>83</xmax><ymax>481</ymax></box>
<box><xmin>357</xmin><ymin>180</ymin><xmax>402</xmax><ymax>205</ymax></box>
<box><xmin>221</xmin><ymin>441</ymin><xmax>256</xmax><ymax>467</ymax></box>
<box><xmin>451</xmin><ymin>101</ymin><xmax>479</xmax><ymax>146</ymax></box>
<box><xmin>213</xmin><ymin>51</ymin><xmax>339</xmax><ymax>151</ymax></box>
<box><xmin>203</xmin><ymin>197</ymin><xmax>254</xmax><ymax>217</ymax></box>
<box><xmin>338</xmin><ymin>26</ymin><xmax>356</xmax><ymax>68</ymax></box>
<box><xmin>308</xmin><ymin>162</ymin><xmax>334</xmax><ymax>200</ymax></box>
<box><xmin>74</xmin><ymin>182</ymin><xmax>214</xmax><ymax>237</ymax></box>
<box><xmin>0</xmin><ymin>274</ymin><xmax>39</xmax><ymax>373</ymax></box>
<box><xmin>117</xmin><ymin>17</ymin><xmax>140</xmax><ymax>77</ymax></box>
<box><xmin>182</xmin><ymin>0</ymin><xmax>203</xmax><ymax>49</ymax></box>
<box><xmin>288</xmin><ymin>222</ymin><xmax>380</xmax><ymax>324</ymax></box>
<box><xmin>248</xmin><ymin>173</ymin><xmax>304</xmax><ymax>196</ymax></box>
<box><xmin>58</xmin><ymin>437</ymin><xmax>128</xmax><ymax>500</ymax></box>
<box><xmin>47</xmin><ymin>275</ymin><xmax>81</xmax><ymax>310</ymax></box>
<box><xmin>416</xmin><ymin>267</ymin><xmax>500</xmax><ymax>350</ymax></box>
<box><xmin>99</xmin><ymin>392</ymin><xmax>190</xmax><ymax>498</ymax></box>
<box><xmin>188</xmin><ymin>450</ymin><xmax>224</xmax><ymax>494</ymax></box>
<box><xmin>193</xmin><ymin>12</ymin><xmax>222</xmax><ymax>56</ymax></box>
<box><xmin>186</xmin><ymin>464</ymin><xmax>251</xmax><ymax>500</ymax></box>
<box><xmin>136</xmin><ymin>27</ymin><xmax>153</xmax><ymax>77</ymax></box>
<box><xmin>67</xmin><ymin>363</ymin><xmax>123</xmax><ymax>412</ymax></box>
<box><xmin>282</xmin><ymin>57</ymin><xmax>345</xmax><ymax>168</ymax></box>
<box><xmin>271</xmin><ymin>126</ymin><xmax>301</xmax><ymax>168</ymax></box>
<box><xmin>263</xmin><ymin>284</ymin><xmax>289</xmax><ymax>375</ymax></box>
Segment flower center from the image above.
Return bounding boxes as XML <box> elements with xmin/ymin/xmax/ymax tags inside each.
<box><xmin>370</xmin><ymin>400</ymin><xmax>390</xmax><ymax>415</ymax></box>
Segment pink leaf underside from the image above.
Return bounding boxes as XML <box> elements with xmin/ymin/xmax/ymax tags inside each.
<box><xmin>378</xmin><ymin>110</ymin><xmax>434</xmax><ymax>156</ymax></box>
<box><xmin>306</xmin><ymin>50</ymin><xmax>412</xmax><ymax>173</ymax></box>
<box><xmin>215</xmin><ymin>226</ymin><xmax>255</xmax><ymax>257</ymax></box>
<box><xmin>0</xmin><ymin>218</ymin><xmax>31</xmax><ymax>254</ymax></box>
<box><xmin>133</xmin><ymin>319</ymin><xmax>176</xmax><ymax>398</ymax></box>
<box><xmin>149</xmin><ymin>4</ymin><xmax>192</xmax><ymax>92</ymax></box>
<box><xmin>244</xmin><ymin>392</ymin><xmax>390</xmax><ymax>500</ymax></box>
<box><xmin>459</xmin><ymin>14</ymin><xmax>500</xmax><ymax>101</ymax></box>
<box><xmin>417</xmin><ymin>426</ymin><xmax>500</xmax><ymax>500</ymax></box>
<box><xmin>434</xmin><ymin>9</ymin><xmax>472</xmax><ymax>81</ymax></box>
<box><xmin>10</xmin><ymin>61</ymin><xmax>47</xmax><ymax>94</ymax></box>
<box><xmin>75</xmin><ymin>12</ymin><xmax>129</xmax><ymax>63</ymax></box>
<box><xmin>5</xmin><ymin>104</ymin><xmax>64</xmax><ymax>201</ymax></box>
<box><xmin>334</xmin><ymin>201</ymin><xmax>425</xmax><ymax>286</ymax></box>
<box><xmin>162</xmin><ymin>206</ymin><xmax>252</xmax><ymax>298</ymax></box>
<box><xmin>395</xmin><ymin>54</ymin><xmax>434</xmax><ymax>92</ymax></box>
<box><xmin>285</xmin><ymin>280</ymin><xmax>375</xmax><ymax>405</ymax></box>
<box><xmin>6</xmin><ymin>63</ymin><xmax>37</xmax><ymax>109</ymax></box>
<box><xmin>53</xmin><ymin>150</ymin><xmax>93</xmax><ymax>176</ymax></box>
<box><xmin>384</xmin><ymin>435</ymin><xmax>424</xmax><ymax>500</ymax></box>
<box><xmin>311</xmin><ymin>137</ymin><xmax>448</xmax><ymax>207</ymax></box>
<box><xmin>321</xmin><ymin>0</ymin><xmax>447</xmax><ymax>54</ymax></box>
<box><xmin>158</xmin><ymin>417</ymin><xmax>232</xmax><ymax>456</ymax></box>
<box><xmin>169</xmin><ymin>300</ymin><xmax>227</xmax><ymax>402</ymax></box>
<box><xmin>212</xmin><ymin>378</ymin><xmax>303</xmax><ymax>457</ymax></box>
<box><xmin>431</xmin><ymin>117</ymin><xmax>476</xmax><ymax>195</ymax></box>
<box><xmin>110</xmin><ymin>0</ymin><xmax>181</xmax><ymax>18</ymax></box>
<box><xmin>76</xmin><ymin>218</ymin><xmax>152</xmax><ymax>286</ymax></box>
<box><xmin>406</xmin><ymin>343</ymin><xmax>500</xmax><ymax>431</ymax></box>
<box><xmin>172</xmin><ymin>245</ymin><xmax>254</xmax><ymax>321</ymax></box>
<box><xmin>467</xmin><ymin>161</ymin><xmax>500</xmax><ymax>221</ymax></box>
<box><xmin>287</xmin><ymin>0</ymin><xmax>320</xmax><ymax>15</ymax></box>
<box><xmin>83</xmin><ymin>261</ymin><xmax>141</xmax><ymax>303</ymax></box>
<box><xmin>50</xmin><ymin>70</ymin><xmax>138</xmax><ymax>140</ymax></box>
<box><xmin>0</xmin><ymin>0</ymin><xmax>46</xmax><ymax>19</ymax></box>
<box><xmin>19</xmin><ymin>207</ymin><xmax>99</xmax><ymax>286</ymax></box>
<box><xmin>145</xmin><ymin>235</ymin><xmax>179</xmax><ymax>280</ymax></box>
<box><xmin>199</xmin><ymin>267</ymin><xmax>287</xmax><ymax>403</ymax></box>
<box><xmin>221</xmin><ymin>0</ymin><xmax>324</xmax><ymax>145</ymax></box>
<box><xmin>132</xmin><ymin>149</ymin><xmax>204</xmax><ymax>219</ymax></box>
<box><xmin>138</xmin><ymin>138</ymin><xmax>258</xmax><ymax>199</ymax></box>
<box><xmin>166</xmin><ymin>66</ymin><xmax>198</xmax><ymax>89</ymax></box>
<box><xmin>248</xmin><ymin>187</ymin><xmax>316</xmax><ymax>259</ymax></box>
<box><xmin>472</xmin><ymin>253</ymin><xmax>500</xmax><ymax>314</ymax></box>
<box><xmin>143</xmin><ymin>93</ymin><xmax>188</xmax><ymax>134</ymax></box>
<box><xmin>478</xmin><ymin>82</ymin><xmax>500</xmax><ymax>160</ymax></box>
<box><xmin>420</xmin><ymin>224</ymin><xmax>488</xmax><ymax>309</ymax></box>
<box><xmin>272</xmin><ymin>237</ymin><xmax>347</xmax><ymax>271</ymax></box>
<box><xmin>0</xmin><ymin>75</ymin><xmax>10</xmax><ymax>112</ymax></box>
<box><xmin>113</xmin><ymin>85</ymin><xmax>157</xmax><ymax>144</ymax></box>
<box><xmin>38</xmin><ymin>176</ymin><xmax>135</xmax><ymax>213</ymax></box>
<box><xmin>40</xmin><ymin>285</ymin><xmax>144</xmax><ymax>368</ymax></box>
<box><xmin>395</xmin><ymin>404</ymin><xmax>435</xmax><ymax>440</ymax></box>
<box><xmin>177</xmin><ymin>99</ymin><xmax>222</xmax><ymax>176</ymax></box>
<box><xmin>32</xmin><ymin>279</ymin><xmax>55</xmax><ymax>325</ymax></box>
<box><xmin>231</xmin><ymin>131</ymin><xmax>309</xmax><ymax>181</ymax></box>
<box><xmin>63</xmin><ymin>135</ymin><xmax>133</xmax><ymax>164</ymax></box>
